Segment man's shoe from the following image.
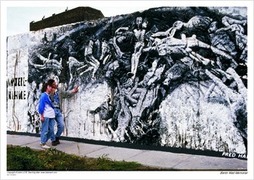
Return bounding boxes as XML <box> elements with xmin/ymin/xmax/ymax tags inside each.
<box><xmin>52</xmin><ymin>140</ymin><xmax>59</xmax><ymax>146</ymax></box>
<box><xmin>55</xmin><ymin>137</ymin><xmax>60</xmax><ymax>144</ymax></box>
<box><xmin>40</xmin><ymin>143</ymin><xmax>50</xmax><ymax>149</ymax></box>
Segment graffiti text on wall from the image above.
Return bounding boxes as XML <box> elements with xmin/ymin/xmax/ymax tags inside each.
<box><xmin>7</xmin><ymin>77</ymin><xmax>27</xmax><ymax>100</ymax></box>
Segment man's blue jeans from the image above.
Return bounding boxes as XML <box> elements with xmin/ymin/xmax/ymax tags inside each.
<box><xmin>40</xmin><ymin>117</ymin><xmax>55</xmax><ymax>144</ymax></box>
<box><xmin>54</xmin><ymin>108</ymin><xmax>64</xmax><ymax>138</ymax></box>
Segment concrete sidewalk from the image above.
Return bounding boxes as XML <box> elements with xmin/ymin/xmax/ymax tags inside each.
<box><xmin>7</xmin><ymin>134</ymin><xmax>247</xmax><ymax>170</ymax></box>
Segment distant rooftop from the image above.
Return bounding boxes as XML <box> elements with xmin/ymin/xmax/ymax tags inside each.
<box><xmin>30</xmin><ymin>6</ymin><xmax>104</xmax><ymax>31</ymax></box>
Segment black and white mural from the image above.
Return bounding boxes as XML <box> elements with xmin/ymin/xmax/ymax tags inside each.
<box><xmin>7</xmin><ymin>7</ymin><xmax>247</xmax><ymax>157</ymax></box>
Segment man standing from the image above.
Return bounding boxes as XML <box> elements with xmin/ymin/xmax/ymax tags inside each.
<box><xmin>51</xmin><ymin>81</ymin><xmax>78</xmax><ymax>145</ymax></box>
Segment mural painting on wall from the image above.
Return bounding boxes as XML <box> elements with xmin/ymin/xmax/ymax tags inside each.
<box><xmin>7</xmin><ymin>7</ymin><xmax>247</xmax><ymax>157</ymax></box>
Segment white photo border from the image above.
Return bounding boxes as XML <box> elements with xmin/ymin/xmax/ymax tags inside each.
<box><xmin>1</xmin><ymin>1</ymin><xmax>253</xmax><ymax>180</ymax></box>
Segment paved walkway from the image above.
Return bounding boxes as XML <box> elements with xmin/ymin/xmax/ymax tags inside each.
<box><xmin>7</xmin><ymin>134</ymin><xmax>247</xmax><ymax>171</ymax></box>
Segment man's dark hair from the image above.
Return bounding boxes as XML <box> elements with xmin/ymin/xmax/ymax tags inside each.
<box><xmin>41</xmin><ymin>79</ymin><xmax>55</xmax><ymax>92</ymax></box>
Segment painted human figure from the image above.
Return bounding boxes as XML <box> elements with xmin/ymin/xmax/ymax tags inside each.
<box><xmin>139</xmin><ymin>58</ymin><xmax>165</xmax><ymax>87</ymax></box>
<box><xmin>129</xmin><ymin>17</ymin><xmax>148</xmax><ymax>80</ymax></box>
<box><xmin>145</xmin><ymin>32</ymin><xmax>235</xmax><ymax>68</ymax></box>
<box><xmin>30</xmin><ymin>53</ymin><xmax>63</xmax><ymax>73</ymax></box>
<box><xmin>83</xmin><ymin>38</ymin><xmax>101</xmax><ymax>79</ymax></box>
<box><xmin>216</xmin><ymin>16</ymin><xmax>247</xmax><ymax>62</ymax></box>
<box><xmin>89</xmin><ymin>95</ymin><xmax>114</xmax><ymax>135</ymax></box>
<box><xmin>151</xmin><ymin>15</ymin><xmax>213</xmax><ymax>38</ymax></box>
<box><xmin>67</xmin><ymin>56</ymin><xmax>85</xmax><ymax>86</ymax></box>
